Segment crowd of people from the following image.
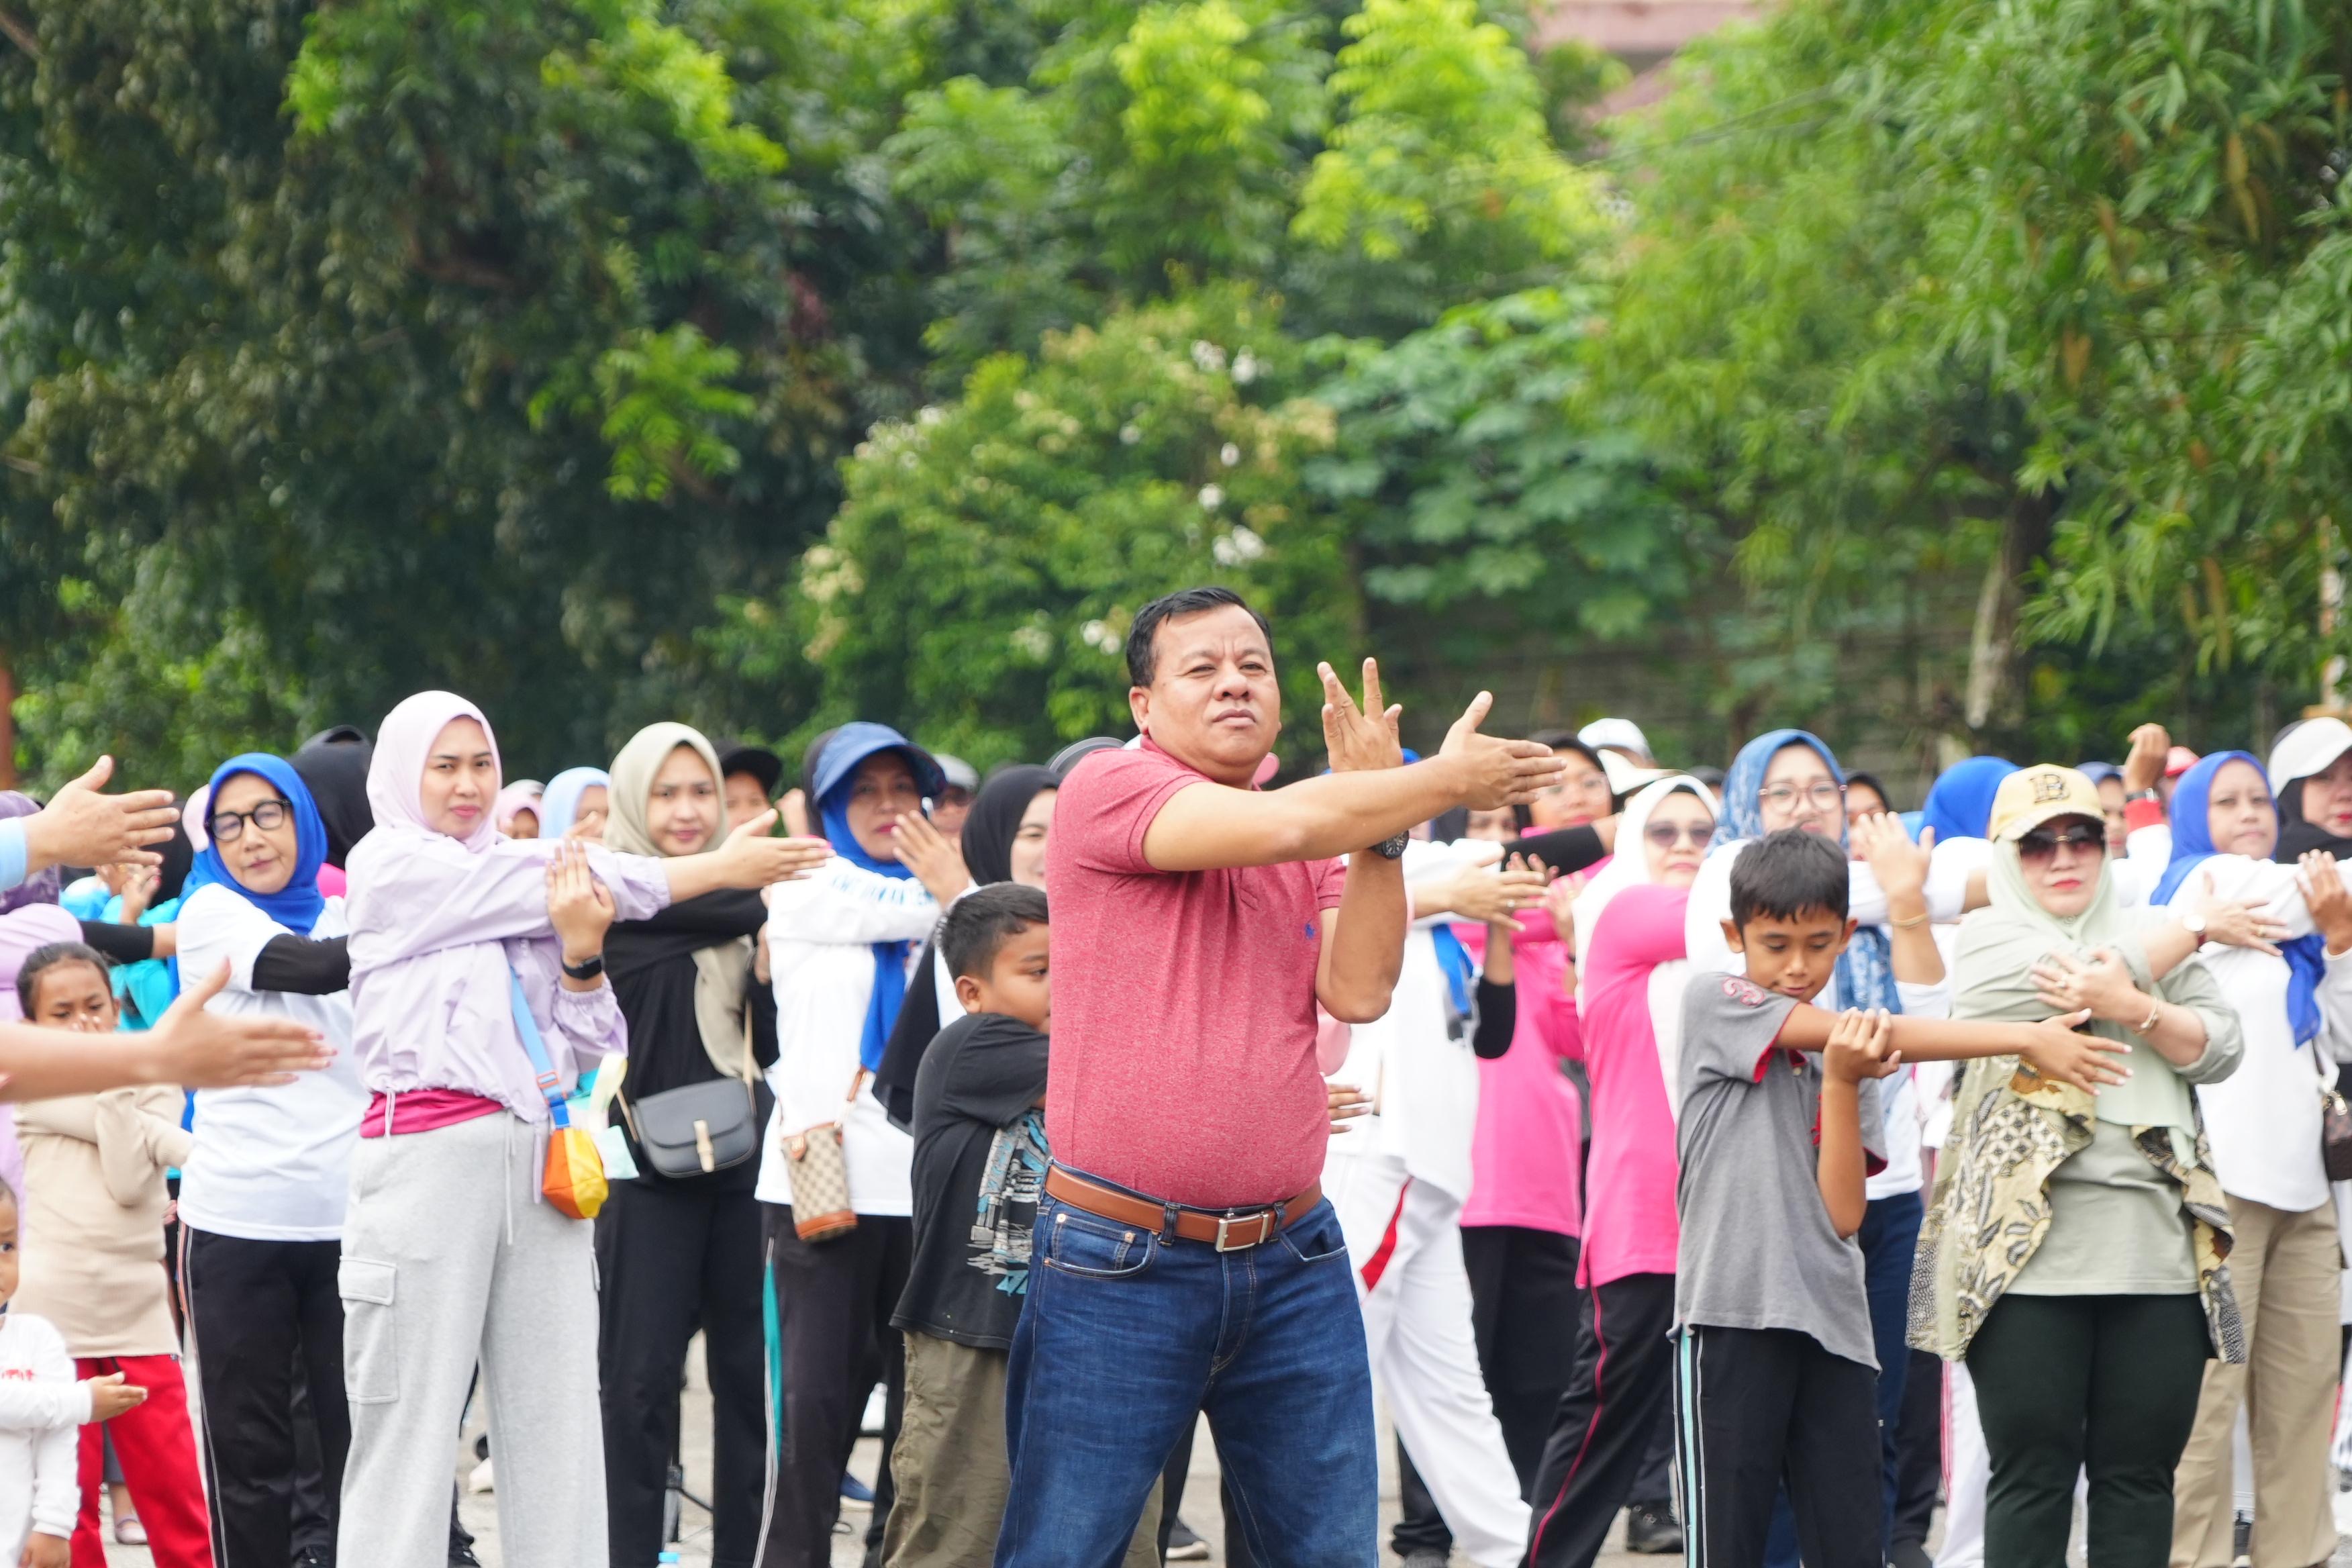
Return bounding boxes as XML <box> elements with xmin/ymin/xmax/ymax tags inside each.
<box><xmin>0</xmin><ymin>581</ymin><xmax>2349</xmax><ymax>1568</ymax></box>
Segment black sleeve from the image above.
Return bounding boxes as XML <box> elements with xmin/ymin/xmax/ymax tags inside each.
<box><xmin>250</xmin><ymin>935</ymin><xmax>353</xmax><ymax>995</ymax></box>
<box><xmin>1472</xmin><ymin>977</ymin><xmax>1516</xmax><ymax>1060</ymax></box>
<box><xmin>875</xmin><ymin>943</ymin><xmax>946</xmax><ymax>1133</ymax></box>
<box><xmin>937</xmin><ymin>1026</ymin><xmax>1051</xmax><ymax>1128</ymax></box>
<box><xmin>605</xmin><ymin>890</ymin><xmax>771</xmax><ymax>980</ymax></box>
<box><xmin>1500</xmin><ymin>825</ymin><xmax>1607</xmax><ymax>875</ymax></box>
<box><xmin>749</xmin><ymin>977</ymin><xmax>779</xmax><ymax>1073</ymax></box>
<box><xmin>77</xmin><ymin>921</ymin><xmax>156</xmax><ymax>963</ymax></box>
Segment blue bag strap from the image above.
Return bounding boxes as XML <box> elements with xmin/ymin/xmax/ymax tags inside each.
<box><xmin>508</xmin><ymin>970</ymin><xmax>572</xmax><ymax>1130</ymax></box>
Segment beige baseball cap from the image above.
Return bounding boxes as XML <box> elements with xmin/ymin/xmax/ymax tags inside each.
<box><xmin>1987</xmin><ymin>764</ymin><xmax>2106</xmax><ymax>844</ymax></box>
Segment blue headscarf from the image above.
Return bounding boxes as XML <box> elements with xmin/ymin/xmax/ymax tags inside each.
<box><xmin>2153</xmin><ymin>750</ymin><xmax>2324</xmax><ymax>1048</ymax></box>
<box><xmin>812</xmin><ymin>724</ymin><xmax>948</xmax><ymax>1073</ymax></box>
<box><xmin>174</xmin><ymin>755</ymin><xmax>330</xmax><ymax>985</ymax></box>
<box><xmin>2076</xmin><ymin>761</ymin><xmax>2122</xmax><ymax>787</ymax></box>
<box><xmin>1717</xmin><ymin>729</ymin><xmax>1900</xmax><ymax>1015</ymax></box>
<box><xmin>1922</xmin><ymin>757</ymin><xmax>2018</xmax><ymax>844</ymax></box>
<box><xmin>538</xmin><ymin>768</ymin><xmax>611</xmax><ymax>840</ymax></box>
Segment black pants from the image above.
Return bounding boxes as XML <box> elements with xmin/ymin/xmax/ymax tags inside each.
<box><xmin>182</xmin><ymin>1230</ymin><xmax>349</xmax><ymax>1568</ymax></box>
<box><xmin>1159</xmin><ymin>1420</ymin><xmax>1251</xmax><ymax>1568</ymax></box>
<box><xmin>1393</xmin><ymin>1226</ymin><xmax>1583</xmax><ymax>1557</ymax></box>
<box><xmin>1676</xmin><ymin>1326</ymin><xmax>1879</xmax><ymax>1568</ymax></box>
<box><xmin>1967</xmin><ymin>1292</ymin><xmax>2210</xmax><ymax>1568</ymax></box>
<box><xmin>1525</xmin><ymin>1271</ymin><xmax>1675</xmax><ymax>1568</ymax></box>
<box><xmin>597</xmin><ymin>1175</ymin><xmax>769</xmax><ymax>1568</ymax></box>
<box><xmin>758</xmin><ymin>1206</ymin><xmax>910</xmax><ymax>1568</ymax></box>
<box><xmin>1890</xmin><ymin>1348</ymin><xmax>1942</xmax><ymax>1553</ymax></box>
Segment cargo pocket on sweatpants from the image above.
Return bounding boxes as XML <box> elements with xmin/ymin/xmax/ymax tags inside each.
<box><xmin>339</xmin><ymin>1257</ymin><xmax>400</xmax><ymax>1404</ymax></box>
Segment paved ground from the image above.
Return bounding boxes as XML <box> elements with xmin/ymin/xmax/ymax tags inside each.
<box><xmin>94</xmin><ymin>1334</ymin><xmax>2352</xmax><ymax>1567</ymax></box>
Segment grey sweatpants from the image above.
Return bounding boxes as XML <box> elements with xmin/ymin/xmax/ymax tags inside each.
<box><xmin>336</xmin><ymin>1112</ymin><xmax>605</xmax><ymax>1568</ymax></box>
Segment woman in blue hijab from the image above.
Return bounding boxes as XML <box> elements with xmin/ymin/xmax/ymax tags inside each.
<box><xmin>174</xmin><ymin>752</ymin><xmax>371</xmax><ymax>1568</ymax></box>
<box><xmin>752</xmin><ymin>722</ymin><xmax>969</xmax><ymax>1568</ymax></box>
<box><xmin>2147</xmin><ymin>748</ymin><xmax>2352</xmax><ymax>1563</ymax></box>
<box><xmin>1922</xmin><ymin>758</ymin><xmax>2018</xmax><ymax>845</ymax></box>
<box><xmin>538</xmin><ymin>767</ymin><xmax>612</xmax><ymax>841</ymax></box>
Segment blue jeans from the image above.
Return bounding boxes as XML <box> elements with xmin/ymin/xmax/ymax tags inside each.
<box><xmin>995</xmin><ymin>1179</ymin><xmax>1378</xmax><ymax>1568</ymax></box>
<box><xmin>1761</xmin><ymin>1189</ymin><xmax>1923</xmax><ymax>1566</ymax></box>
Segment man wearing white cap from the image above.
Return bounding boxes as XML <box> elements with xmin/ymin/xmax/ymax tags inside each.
<box><xmin>1577</xmin><ymin>719</ymin><xmax>1654</xmax><ymax>767</ymax></box>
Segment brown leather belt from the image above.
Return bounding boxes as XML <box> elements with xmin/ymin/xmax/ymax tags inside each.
<box><xmin>1044</xmin><ymin>1167</ymin><xmax>1321</xmax><ymax>1252</ymax></box>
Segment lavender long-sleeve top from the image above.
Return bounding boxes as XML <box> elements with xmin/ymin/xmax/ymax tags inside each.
<box><xmin>344</xmin><ymin>832</ymin><xmax>671</xmax><ymax>1121</ymax></box>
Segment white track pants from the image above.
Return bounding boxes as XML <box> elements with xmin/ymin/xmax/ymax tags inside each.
<box><xmin>1327</xmin><ymin>1151</ymin><xmax>1530</xmax><ymax>1568</ymax></box>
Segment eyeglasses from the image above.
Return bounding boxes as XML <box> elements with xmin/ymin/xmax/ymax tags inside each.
<box><xmin>1645</xmin><ymin>821</ymin><xmax>1717</xmax><ymax>848</ymax></box>
<box><xmin>207</xmin><ymin>799</ymin><xmax>291</xmax><ymax>843</ymax></box>
<box><xmin>1759</xmin><ymin>782</ymin><xmax>1845</xmax><ymax>814</ymax></box>
<box><xmin>2018</xmin><ymin>823</ymin><xmax>2105</xmax><ymax>861</ymax></box>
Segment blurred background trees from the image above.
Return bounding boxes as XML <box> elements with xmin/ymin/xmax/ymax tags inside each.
<box><xmin>3</xmin><ymin>0</ymin><xmax>2347</xmax><ymax>791</ymax></box>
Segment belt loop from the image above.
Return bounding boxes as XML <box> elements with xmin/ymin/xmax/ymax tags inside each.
<box><xmin>1161</xmin><ymin>1202</ymin><xmax>1181</xmax><ymax>1244</ymax></box>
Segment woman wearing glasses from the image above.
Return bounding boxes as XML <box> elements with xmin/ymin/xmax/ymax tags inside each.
<box><xmin>1915</xmin><ymin>766</ymin><xmax>2243</xmax><ymax>1567</ymax></box>
<box><xmin>173</xmin><ymin>755</ymin><xmax>369</xmax><ymax>1568</ymax></box>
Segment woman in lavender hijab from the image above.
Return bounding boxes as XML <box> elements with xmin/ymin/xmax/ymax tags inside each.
<box><xmin>333</xmin><ymin>692</ymin><xmax>824</xmax><ymax>1568</ymax></box>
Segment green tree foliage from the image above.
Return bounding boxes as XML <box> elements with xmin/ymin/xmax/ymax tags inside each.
<box><xmin>775</xmin><ymin>287</ymin><xmax>1357</xmax><ymax>768</ymax></box>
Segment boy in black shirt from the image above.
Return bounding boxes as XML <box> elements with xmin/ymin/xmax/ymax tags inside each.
<box><xmin>884</xmin><ymin>884</ymin><xmax>1156</xmax><ymax>1568</ymax></box>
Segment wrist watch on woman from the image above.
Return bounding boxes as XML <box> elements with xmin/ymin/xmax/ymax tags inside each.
<box><xmin>561</xmin><ymin>954</ymin><xmax>605</xmax><ymax>981</ymax></box>
<box><xmin>2177</xmin><ymin>908</ymin><xmax>2206</xmax><ymax>940</ymax></box>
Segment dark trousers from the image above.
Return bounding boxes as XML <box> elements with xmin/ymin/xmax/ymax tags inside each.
<box><xmin>1890</xmin><ymin>1349</ymin><xmax>1943</xmax><ymax>1553</ymax></box>
<box><xmin>1761</xmin><ymin>1189</ymin><xmax>1922</xmax><ymax>1565</ymax></box>
<box><xmin>182</xmin><ymin>1230</ymin><xmax>349</xmax><ymax>1568</ymax></box>
<box><xmin>597</xmin><ymin>1175</ymin><xmax>769</xmax><ymax>1568</ymax></box>
<box><xmin>1525</xmin><ymin>1271</ymin><xmax>1675</xmax><ymax>1568</ymax></box>
<box><xmin>1393</xmin><ymin>1226</ymin><xmax>1582</xmax><ymax>1557</ymax></box>
<box><xmin>758</xmin><ymin>1206</ymin><xmax>910</xmax><ymax>1568</ymax></box>
<box><xmin>1967</xmin><ymin>1292</ymin><xmax>2210</xmax><ymax>1568</ymax></box>
<box><xmin>1159</xmin><ymin>1420</ymin><xmax>1251</xmax><ymax>1568</ymax></box>
<box><xmin>1677</xmin><ymin>1326</ymin><xmax>1881</xmax><ymax>1568</ymax></box>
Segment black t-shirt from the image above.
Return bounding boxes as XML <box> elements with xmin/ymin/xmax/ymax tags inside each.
<box><xmin>605</xmin><ymin>889</ymin><xmax>779</xmax><ymax>1191</ymax></box>
<box><xmin>892</xmin><ymin>1012</ymin><xmax>1050</xmax><ymax>1349</ymax></box>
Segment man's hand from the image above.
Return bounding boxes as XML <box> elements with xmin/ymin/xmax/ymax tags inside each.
<box><xmin>1319</xmin><ymin>659</ymin><xmax>1404</xmax><ymax>773</ymax></box>
<box><xmin>893</xmin><ymin>811</ymin><xmax>973</xmax><ymax>905</ymax></box>
<box><xmin>20</xmin><ymin>1530</ymin><xmax>67</xmax><ymax>1568</ymax></box>
<box><xmin>1438</xmin><ymin>693</ymin><xmax>1565</xmax><ymax>810</ymax></box>
<box><xmin>2123</xmin><ymin>723</ymin><xmax>2171</xmax><ymax>795</ymax></box>
<box><xmin>712</xmin><ymin>812</ymin><xmax>832</xmax><ymax>889</ymax></box>
<box><xmin>546</xmin><ymin>841</ymin><xmax>616</xmax><ymax>969</ymax></box>
<box><xmin>83</xmin><ymin>1371</ymin><xmax>146</xmax><ymax>1422</ymax></box>
<box><xmin>1855</xmin><ymin>816</ymin><xmax>1931</xmax><ymax>908</ymax></box>
<box><xmin>1824</xmin><ymin>1008</ymin><xmax>1902</xmax><ymax>1085</ymax></box>
<box><xmin>2299</xmin><ymin>851</ymin><xmax>2352</xmax><ymax>954</ymax></box>
<box><xmin>2014</xmin><ymin>1010</ymin><xmax>2130</xmax><ymax>1091</ymax></box>
<box><xmin>142</xmin><ymin>963</ymin><xmax>332</xmax><ymax>1088</ymax></box>
<box><xmin>19</xmin><ymin>756</ymin><xmax>178</xmax><ymax>874</ymax></box>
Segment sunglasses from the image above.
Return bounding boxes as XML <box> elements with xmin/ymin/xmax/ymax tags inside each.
<box><xmin>2018</xmin><ymin>822</ymin><xmax>2105</xmax><ymax>861</ymax></box>
<box><xmin>207</xmin><ymin>799</ymin><xmax>292</xmax><ymax>843</ymax></box>
<box><xmin>1645</xmin><ymin>821</ymin><xmax>1717</xmax><ymax>848</ymax></box>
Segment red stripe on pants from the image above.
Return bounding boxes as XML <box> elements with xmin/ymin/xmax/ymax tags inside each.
<box><xmin>1359</xmin><ymin>1180</ymin><xmax>1412</xmax><ymax>1293</ymax></box>
<box><xmin>72</xmin><ymin>1355</ymin><xmax>211</xmax><ymax>1568</ymax></box>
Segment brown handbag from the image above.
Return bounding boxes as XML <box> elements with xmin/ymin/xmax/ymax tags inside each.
<box><xmin>783</xmin><ymin>1120</ymin><xmax>858</xmax><ymax>1242</ymax></box>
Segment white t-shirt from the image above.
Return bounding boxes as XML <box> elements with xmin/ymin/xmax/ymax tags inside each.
<box><xmin>2158</xmin><ymin>853</ymin><xmax>2352</xmax><ymax>1214</ymax></box>
<box><xmin>0</xmin><ymin>1312</ymin><xmax>85</xmax><ymax>1557</ymax></box>
<box><xmin>175</xmin><ymin>885</ymin><xmax>367</xmax><ymax>1242</ymax></box>
<box><xmin>755</xmin><ymin>860</ymin><xmax>938</xmax><ymax>1217</ymax></box>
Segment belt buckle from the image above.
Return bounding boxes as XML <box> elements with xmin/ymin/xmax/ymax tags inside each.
<box><xmin>1215</xmin><ymin>1212</ymin><xmax>1269</xmax><ymax>1252</ymax></box>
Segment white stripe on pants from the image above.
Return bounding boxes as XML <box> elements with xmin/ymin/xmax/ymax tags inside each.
<box><xmin>1328</xmin><ymin>1152</ymin><xmax>1531</xmax><ymax>1568</ymax></box>
<box><xmin>336</xmin><ymin>1112</ymin><xmax>605</xmax><ymax>1568</ymax></box>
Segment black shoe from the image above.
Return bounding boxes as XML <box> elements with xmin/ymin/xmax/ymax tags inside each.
<box><xmin>1165</xmin><ymin>1518</ymin><xmax>1211</xmax><ymax>1563</ymax></box>
<box><xmin>293</xmin><ymin>1548</ymin><xmax>333</xmax><ymax>1568</ymax></box>
<box><xmin>447</xmin><ymin>1545</ymin><xmax>481</xmax><ymax>1568</ymax></box>
<box><xmin>1890</xmin><ymin>1542</ymin><xmax>1934</xmax><ymax>1568</ymax></box>
<box><xmin>1622</xmin><ymin>1501</ymin><xmax>1683</xmax><ymax>1555</ymax></box>
<box><xmin>2231</xmin><ymin>1513</ymin><xmax>2251</xmax><ymax>1567</ymax></box>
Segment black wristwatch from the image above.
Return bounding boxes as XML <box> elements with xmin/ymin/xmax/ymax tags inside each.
<box><xmin>561</xmin><ymin>954</ymin><xmax>605</xmax><ymax>981</ymax></box>
<box><xmin>1371</xmin><ymin>831</ymin><xmax>1410</xmax><ymax>861</ymax></box>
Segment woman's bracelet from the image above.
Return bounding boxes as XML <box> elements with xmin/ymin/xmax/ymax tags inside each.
<box><xmin>1890</xmin><ymin>910</ymin><xmax>1930</xmax><ymax>930</ymax></box>
<box><xmin>2128</xmin><ymin>997</ymin><xmax>2162</xmax><ymax>1036</ymax></box>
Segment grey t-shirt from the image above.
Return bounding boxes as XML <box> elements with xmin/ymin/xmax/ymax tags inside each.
<box><xmin>1675</xmin><ymin>971</ymin><xmax>1885</xmax><ymax>1370</ymax></box>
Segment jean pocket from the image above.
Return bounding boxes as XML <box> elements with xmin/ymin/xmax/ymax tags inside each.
<box><xmin>338</xmin><ymin>1257</ymin><xmax>400</xmax><ymax>1404</ymax></box>
<box><xmin>1042</xmin><ymin>1209</ymin><xmax>1156</xmax><ymax>1280</ymax></box>
<box><xmin>1277</xmin><ymin>1203</ymin><xmax>1350</xmax><ymax>1266</ymax></box>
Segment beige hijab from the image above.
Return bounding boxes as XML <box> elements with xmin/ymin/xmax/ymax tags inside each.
<box><xmin>606</xmin><ymin>722</ymin><xmax>754</xmax><ymax>1080</ymax></box>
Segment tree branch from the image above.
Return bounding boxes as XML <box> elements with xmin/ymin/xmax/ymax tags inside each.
<box><xmin>0</xmin><ymin>9</ymin><xmax>40</xmax><ymax>60</ymax></box>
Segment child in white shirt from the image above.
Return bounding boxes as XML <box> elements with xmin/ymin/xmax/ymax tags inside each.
<box><xmin>0</xmin><ymin>1175</ymin><xmax>144</xmax><ymax>1567</ymax></box>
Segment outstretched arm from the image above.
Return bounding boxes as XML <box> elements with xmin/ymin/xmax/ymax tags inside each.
<box><xmin>1775</xmin><ymin>1000</ymin><xmax>2122</xmax><ymax>1091</ymax></box>
<box><xmin>0</xmin><ymin>963</ymin><xmax>328</xmax><ymax>1101</ymax></box>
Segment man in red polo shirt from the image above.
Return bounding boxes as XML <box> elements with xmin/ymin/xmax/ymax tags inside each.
<box><xmin>995</xmin><ymin>585</ymin><xmax>1563</xmax><ymax>1568</ymax></box>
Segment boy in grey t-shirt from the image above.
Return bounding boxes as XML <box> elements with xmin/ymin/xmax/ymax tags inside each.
<box><xmin>1673</xmin><ymin>830</ymin><xmax>1897</xmax><ymax>1568</ymax></box>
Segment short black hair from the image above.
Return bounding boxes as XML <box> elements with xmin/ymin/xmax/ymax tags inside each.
<box><xmin>1125</xmin><ymin>586</ymin><xmax>1273</xmax><ymax>687</ymax></box>
<box><xmin>940</xmin><ymin>883</ymin><xmax>1050</xmax><ymax>983</ymax></box>
<box><xmin>1728</xmin><ymin>828</ymin><xmax>1850</xmax><ymax>928</ymax></box>
<box><xmin>1843</xmin><ymin>769</ymin><xmax>1894</xmax><ymax>810</ymax></box>
<box><xmin>17</xmin><ymin>941</ymin><xmax>111</xmax><ymax>1018</ymax></box>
